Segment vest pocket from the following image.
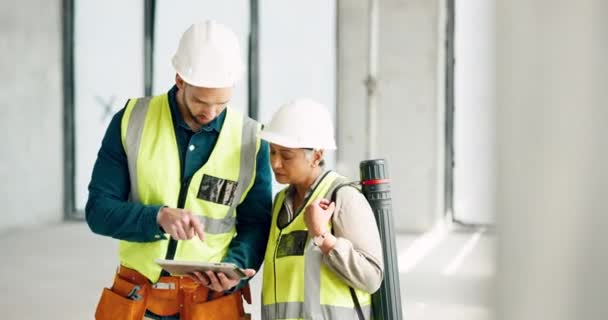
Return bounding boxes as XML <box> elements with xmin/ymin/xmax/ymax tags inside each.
<box><xmin>197</xmin><ymin>174</ymin><xmax>239</xmax><ymax>206</ymax></box>
<box><xmin>276</xmin><ymin>230</ymin><xmax>309</xmax><ymax>258</ymax></box>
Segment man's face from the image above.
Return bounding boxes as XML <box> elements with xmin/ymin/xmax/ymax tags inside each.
<box><xmin>176</xmin><ymin>75</ymin><xmax>233</xmax><ymax>127</ymax></box>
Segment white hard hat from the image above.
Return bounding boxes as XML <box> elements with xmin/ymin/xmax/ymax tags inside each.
<box><xmin>259</xmin><ymin>99</ymin><xmax>337</xmax><ymax>150</ymax></box>
<box><xmin>172</xmin><ymin>20</ymin><xmax>244</xmax><ymax>88</ymax></box>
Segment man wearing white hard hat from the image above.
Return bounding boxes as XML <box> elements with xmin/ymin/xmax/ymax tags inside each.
<box><xmin>259</xmin><ymin>99</ymin><xmax>384</xmax><ymax>320</ymax></box>
<box><xmin>87</xmin><ymin>21</ymin><xmax>271</xmax><ymax>320</ymax></box>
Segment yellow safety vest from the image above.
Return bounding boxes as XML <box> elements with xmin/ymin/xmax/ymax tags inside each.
<box><xmin>118</xmin><ymin>94</ymin><xmax>260</xmax><ymax>282</ymax></box>
<box><xmin>262</xmin><ymin>171</ymin><xmax>372</xmax><ymax>320</ymax></box>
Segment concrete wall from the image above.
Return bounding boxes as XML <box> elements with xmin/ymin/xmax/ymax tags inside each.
<box><xmin>338</xmin><ymin>0</ymin><xmax>445</xmax><ymax>232</ymax></box>
<box><xmin>0</xmin><ymin>0</ymin><xmax>64</xmax><ymax>232</ymax></box>
<box><xmin>496</xmin><ymin>1</ymin><xmax>608</xmax><ymax>319</ymax></box>
<box><xmin>0</xmin><ymin>0</ymin><xmax>447</xmax><ymax>233</ymax></box>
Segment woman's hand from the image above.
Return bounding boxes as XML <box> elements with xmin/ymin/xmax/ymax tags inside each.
<box><xmin>304</xmin><ymin>199</ymin><xmax>336</xmax><ymax>236</ymax></box>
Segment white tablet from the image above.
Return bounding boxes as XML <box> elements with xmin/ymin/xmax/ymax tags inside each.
<box><xmin>155</xmin><ymin>259</ymin><xmax>248</xmax><ymax>280</ymax></box>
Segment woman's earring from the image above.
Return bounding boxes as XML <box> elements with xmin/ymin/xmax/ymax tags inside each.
<box><xmin>312</xmin><ymin>163</ymin><xmax>317</xmax><ymax>168</ymax></box>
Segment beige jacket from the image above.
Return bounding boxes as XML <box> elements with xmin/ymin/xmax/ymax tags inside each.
<box><xmin>277</xmin><ymin>171</ymin><xmax>384</xmax><ymax>293</ymax></box>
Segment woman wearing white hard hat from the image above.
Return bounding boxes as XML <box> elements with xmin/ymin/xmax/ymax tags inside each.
<box><xmin>259</xmin><ymin>99</ymin><xmax>384</xmax><ymax>320</ymax></box>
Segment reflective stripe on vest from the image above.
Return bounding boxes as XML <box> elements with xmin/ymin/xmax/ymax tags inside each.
<box><xmin>261</xmin><ymin>302</ymin><xmax>372</xmax><ymax>320</ymax></box>
<box><xmin>261</xmin><ymin>171</ymin><xmax>372</xmax><ymax>320</ymax></box>
<box><xmin>119</xmin><ymin>94</ymin><xmax>260</xmax><ymax>282</ymax></box>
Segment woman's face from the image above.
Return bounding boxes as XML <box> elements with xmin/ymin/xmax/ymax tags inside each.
<box><xmin>269</xmin><ymin>143</ymin><xmax>320</xmax><ymax>185</ymax></box>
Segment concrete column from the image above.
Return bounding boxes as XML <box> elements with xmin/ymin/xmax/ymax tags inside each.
<box><xmin>338</xmin><ymin>0</ymin><xmax>445</xmax><ymax>232</ymax></box>
<box><xmin>496</xmin><ymin>1</ymin><xmax>608</xmax><ymax>319</ymax></box>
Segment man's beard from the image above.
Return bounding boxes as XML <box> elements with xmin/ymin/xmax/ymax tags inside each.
<box><xmin>183</xmin><ymin>91</ymin><xmax>206</xmax><ymax>126</ymax></box>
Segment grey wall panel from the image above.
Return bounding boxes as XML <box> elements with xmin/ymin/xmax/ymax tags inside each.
<box><xmin>258</xmin><ymin>0</ymin><xmax>337</xmax><ymax>193</ymax></box>
<box><xmin>0</xmin><ymin>0</ymin><xmax>63</xmax><ymax>230</ymax></box>
<box><xmin>73</xmin><ymin>1</ymin><xmax>144</xmax><ymax>210</ymax></box>
<box><xmin>453</xmin><ymin>0</ymin><xmax>496</xmax><ymax>225</ymax></box>
<box><xmin>338</xmin><ymin>0</ymin><xmax>445</xmax><ymax>232</ymax></box>
<box><xmin>496</xmin><ymin>1</ymin><xmax>608</xmax><ymax>319</ymax></box>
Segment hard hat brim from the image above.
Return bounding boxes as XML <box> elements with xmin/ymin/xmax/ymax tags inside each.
<box><xmin>258</xmin><ymin>130</ymin><xmax>337</xmax><ymax>150</ymax></box>
<box><xmin>173</xmin><ymin>67</ymin><xmax>238</xmax><ymax>89</ymax></box>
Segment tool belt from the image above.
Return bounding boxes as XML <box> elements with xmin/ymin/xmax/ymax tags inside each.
<box><xmin>95</xmin><ymin>265</ymin><xmax>251</xmax><ymax>320</ymax></box>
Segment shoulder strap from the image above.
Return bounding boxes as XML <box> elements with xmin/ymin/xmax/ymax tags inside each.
<box><xmin>329</xmin><ymin>181</ymin><xmax>366</xmax><ymax>320</ymax></box>
<box><xmin>329</xmin><ymin>182</ymin><xmax>361</xmax><ymax>203</ymax></box>
<box><xmin>350</xmin><ymin>287</ymin><xmax>365</xmax><ymax>320</ymax></box>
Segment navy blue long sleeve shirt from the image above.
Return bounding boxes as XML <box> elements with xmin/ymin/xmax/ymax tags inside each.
<box><xmin>85</xmin><ymin>86</ymin><xmax>272</xmax><ymax>273</ymax></box>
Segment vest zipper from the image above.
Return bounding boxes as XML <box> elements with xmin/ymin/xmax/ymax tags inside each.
<box><xmin>273</xmin><ymin>229</ymin><xmax>283</xmax><ymax>304</ymax></box>
<box><xmin>160</xmin><ymin>177</ymin><xmax>192</xmax><ymax>276</ymax></box>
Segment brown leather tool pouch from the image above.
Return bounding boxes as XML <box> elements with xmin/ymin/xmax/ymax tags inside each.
<box><xmin>95</xmin><ymin>266</ymin><xmax>252</xmax><ymax>320</ymax></box>
<box><xmin>95</xmin><ymin>274</ymin><xmax>148</xmax><ymax>320</ymax></box>
<box><xmin>182</xmin><ymin>289</ymin><xmax>245</xmax><ymax>320</ymax></box>
<box><xmin>146</xmin><ymin>277</ymin><xmax>181</xmax><ymax>316</ymax></box>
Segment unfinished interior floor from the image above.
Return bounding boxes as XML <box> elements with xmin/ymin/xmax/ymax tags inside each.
<box><xmin>0</xmin><ymin>222</ymin><xmax>493</xmax><ymax>320</ymax></box>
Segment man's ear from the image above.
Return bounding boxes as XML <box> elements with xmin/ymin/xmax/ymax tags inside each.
<box><xmin>175</xmin><ymin>73</ymin><xmax>185</xmax><ymax>90</ymax></box>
